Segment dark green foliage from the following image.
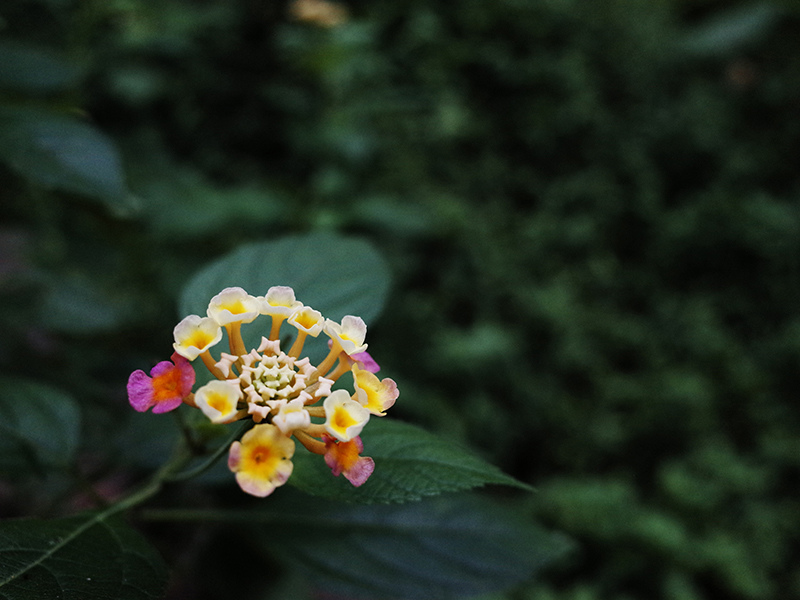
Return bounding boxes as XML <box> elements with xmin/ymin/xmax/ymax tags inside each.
<box><xmin>2</xmin><ymin>0</ymin><xmax>800</xmax><ymax>599</ymax></box>
<box><xmin>0</xmin><ymin>514</ymin><xmax>168</xmax><ymax>600</ymax></box>
<box><xmin>258</xmin><ymin>491</ymin><xmax>569</xmax><ymax>599</ymax></box>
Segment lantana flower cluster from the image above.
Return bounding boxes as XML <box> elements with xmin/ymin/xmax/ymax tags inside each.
<box><xmin>127</xmin><ymin>286</ymin><xmax>398</xmax><ymax>497</ymax></box>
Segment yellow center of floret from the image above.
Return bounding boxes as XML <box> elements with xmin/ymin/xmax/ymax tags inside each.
<box><xmin>187</xmin><ymin>330</ymin><xmax>213</xmax><ymax>349</ymax></box>
<box><xmin>244</xmin><ymin>444</ymin><xmax>281</xmax><ymax>477</ymax></box>
<box><xmin>207</xmin><ymin>392</ymin><xmax>232</xmax><ymax>414</ymax></box>
<box><xmin>223</xmin><ymin>300</ymin><xmax>248</xmax><ymax>314</ymax></box>
<box><xmin>295</xmin><ymin>309</ymin><xmax>318</xmax><ymax>330</ymax></box>
<box><xmin>332</xmin><ymin>406</ymin><xmax>357</xmax><ymax>433</ymax></box>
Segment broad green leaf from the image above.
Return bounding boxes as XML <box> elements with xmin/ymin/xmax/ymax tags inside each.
<box><xmin>39</xmin><ymin>277</ymin><xmax>124</xmax><ymax>333</ymax></box>
<box><xmin>0</xmin><ymin>378</ymin><xmax>80</xmax><ymax>476</ymax></box>
<box><xmin>0</xmin><ymin>108</ymin><xmax>130</xmax><ymax>207</ymax></box>
<box><xmin>126</xmin><ymin>145</ymin><xmax>285</xmax><ymax>239</ymax></box>
<box><xmin>179</xmin><ymin>233</ymin><xmax>391</xmax><ymax>325</ymax></box>
<box><xmin>0</xmin><ymin>513</ymin><xmax>168</xmax><ymax>600</ymax></box>
<box><xmin>290</xmin><ymin>419</ymin><xmax>531</xmax><ymax>504</ymax></box>
<box><xmin>251</xmin><ymin>492</ymin><xmax>569</xmax><ymax>599</ymax></box>
<box><xmin>0</xmin><ymin>41</ymin><xmax>81</xmax><ymax>93</ymax></box>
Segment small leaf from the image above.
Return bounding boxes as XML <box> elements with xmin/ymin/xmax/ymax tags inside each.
<box><xmin>258</xmin><ymin>492</ymin><xmax>569</xmax><ymax>599</ymax></box>
<box><xmin>179</xmin><ymin>232</ymin><xmax>391</xmax><ymax>324</ymax></box>
<box><xmin>0</xmin><ymin>378</ymin><xmax>81</xmax><ymax>475</ymax></box>
<box><xmin>290</xmin><ymin>419</ymin><xmax>531</xmax><ymax>504</ymax></box>
<box><xmin>0</xmin><ymin>40</ymin><xmax>81</xmax><ymax>93</ymax></box>
<box><xmin>0</xmin><ymin>107</ymin><xmax>130</xmax><ymax>206</ymax></box>
<box><xmin>0</xmin><ymin>513</ymin><xmax>168</xmax><ymax>600</ymax></box>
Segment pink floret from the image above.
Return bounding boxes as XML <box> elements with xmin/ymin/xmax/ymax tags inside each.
<box><xmin>323</xmin><ymin>435</ymin><xmax>375</xmax><ymax>487</ymax></box>
<box><xmin>126</xmin><ymin>353</ymin><xmax>195</xmax><ymax>414</ymax></box>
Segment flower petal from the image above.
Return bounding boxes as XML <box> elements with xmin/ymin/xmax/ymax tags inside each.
<box><xmin>324</xmin><ymin>315</ymin><xmax>368</xmax><ymax>355</ymax></box>
<box><xmin>207</xmin><ymin>287</ymin><xmax>261</xmax><ymax>326</ymax></box>
<box><xmin>352</xmin><ymin>365</ymin><xmax>398</xmax><ymax>416</ymax></box>
<box><xmin>195</xmin><ymin>380</ymin><xmax>244</xmax><ymax>424</ymax></box>
<box><xmin>127</xmin><ymin>370</ymin><xmax>154</xmax><ymax>412</ymax></box>
<box><xmin>324</xmin><ymin>435</ymin><xmax>374</xmax><ymax>487</ymax></box>
<box><xmin>228</xmin><ymin>424</ymin><xmax>295</xmax><ymax>497</ymax></box>
<box><xmin>352</xmin><ymin>351</ymin><xmax>380</xmax><ymax>373</ymax></box>
<box><xmin>173</xmin><ymin>314</ymin><xmax>223</xmax><ymax>360</ymax></box>
<box><xmin>272</xmin><ymin>398</ymin><xmax>311</xmax><ymax>434</ymax></box>
<box><xmin>323</xmin><ymin>389</ymin><xmax>370</xmax><ymax>442</ymax></box>
<box><xmin>259</xmin><ymin>286</ymin><xmax>302</xmax><ymax>317</ymax></box>
<box><xmin>287</xmin><ymin>306</ymin><xmax>324</xmax><ymax>336</ymax></box>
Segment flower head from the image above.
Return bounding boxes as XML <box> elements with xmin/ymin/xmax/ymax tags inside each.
<box><xmin>127</xmin><ymin>352</ymin><xmax>194</xmax><ymax>414</ymax></box>
<box><xmin>324</xmin><ymin>435</ymin><xmax>374</xmax><ymax>487</ymax></box>
<box><xmin>228</xmin><ymin>424</ymin><xmax>295</xmax><ymax>497</ymax></box>
<box><xmin>127</xmin><ymin>284</ymin><xmax>398</xmax><ymax>497</ymax></box>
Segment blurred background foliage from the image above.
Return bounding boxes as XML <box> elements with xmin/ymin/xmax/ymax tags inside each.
<box><xmin>2</xmin><ymin>0</ymin><xmax>800</xmax><ymax>598</ymax></box>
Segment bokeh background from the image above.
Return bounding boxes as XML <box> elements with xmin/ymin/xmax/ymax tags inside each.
<box><xmin>2</xmin><ymin>0</ymin><xmax>800</xmax><ymax>599</ymax></box>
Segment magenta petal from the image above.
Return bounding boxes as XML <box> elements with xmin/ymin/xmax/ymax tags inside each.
<box><xmin>324</xmin><ymin>450</ymin><xmax>344</xmax><ymax>476</ymax></box>
<box><xmin>171</xmin><ymin>353</ymin><xmax>196</xmax><ymax>396</ymax></box>
<box><xmin>149</xmin><ymin>360</ymin><xmax>175</xmax><ymax>378</ymax></box>
<box><xmin>127</xmin><ymin>370</ymin><xmax>155</xmax><ymax>412</ymax></box>
<box><xmin>344</xmin><ymin>456</ymin><xmax>375</xmax><ymax>487</ymax></box>
<box><xmin>151</xmin><ymin>397</ymin><xmax>183</xmax><ymax>414</ymax></box>
<box><xmin>353</xmin><ymin>351</ymin><xmax>380</xmax><ymax>373</ymax></box>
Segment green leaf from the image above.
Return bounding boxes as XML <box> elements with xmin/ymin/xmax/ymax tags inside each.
<box><xmin>0</xmin><ymin>513</ymin><xmax>168</xmax><ymax>600</ymax></box>
<box><xmin>290</xmin><ymin>419</ymin><xmax>531</xmax><ymax>504</ymax></box>
<box><xmin>244</xmin><ymin>492</ymin><xmax>567</xmax><ymax>599</ymax></box>
<box><xmin>126</xmin><ymin>145</ymin><xmax>286</xmax><ymax>239</ymax></box>
<box><xmin>0</xmin><ymin>40</ymin><xmax>81</xmax><ymax>93</ymax></box>
<box><xmin>179</xmin><ymin>232</ymin><xmax>391</xmax><ymax>324</ymax></box>
<box><xmin>0</xmin><ymin>378</ymin><xmax>81</xmax><ymax>475</ymax></box>
<box><xmin>0</xmin><ymin>107</ymin><xmax>130</xmax><ymax>207</ymax></box>
<box><xmin>39</xmin><ymin>277</ymin><xmax>125</xmax><ymax>333</ymax></box>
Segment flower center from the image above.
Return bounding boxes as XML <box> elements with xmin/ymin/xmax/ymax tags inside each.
<box><xmin>252</xmin><ymin>446</ymin><xmax>271</xmax><ymax>463</ymax></box>
<box><xmin>238</xmin><ymin>340</ymin><xmax>317</xmax><ymax>413</ymax></box>
<box><xmin>188</xmin><ymin>330</ymin><xmax>213</xmax><ymax>349</ymax></box>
